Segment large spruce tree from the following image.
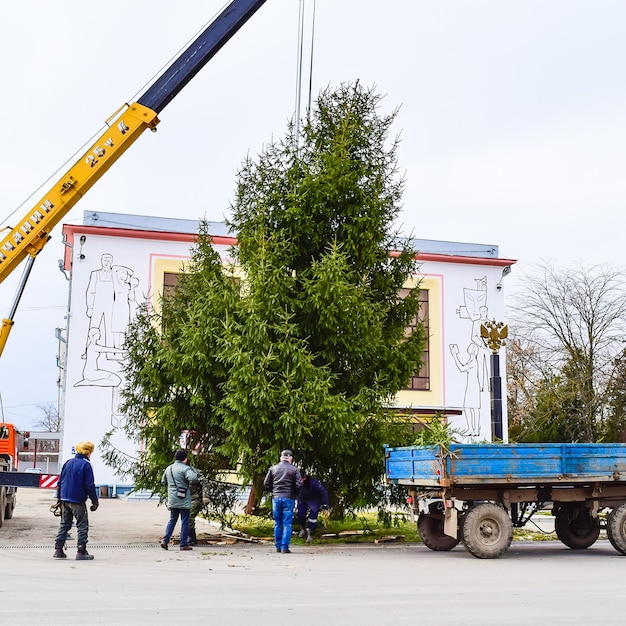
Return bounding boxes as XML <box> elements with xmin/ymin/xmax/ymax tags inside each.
<box><xmin>222</xmin><ymin>83</ymin><xmax>425</xmax><ymax>511</ymax></box>
<box><xmin>110</xmin><ymin>83</ymin><xmax>426</xmax><ymax>514</ymax></box>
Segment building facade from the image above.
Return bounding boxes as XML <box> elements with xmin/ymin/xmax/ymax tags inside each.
<box><xmin>60</xmin><ymin>211</ymin><xmax>515</xmax><ymax>486</ymax></box>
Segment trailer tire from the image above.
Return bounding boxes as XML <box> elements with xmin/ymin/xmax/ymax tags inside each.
<box><xmin>607</xmin><ymin>504</ymin><xmax>626</xmax><ymax>555</ymax></box>
<box><xmin>0</xmin><ymin>488</ymin><xmax>5</xmax><ymax>528</ymax></box>
<box><xmin>5</xmin><ymin>497</ymin><xmax>15</xmax><ymax>520</ymax></box>
<box><xmin>554</xmin><ymin>505</ymin><xmax>600</xmax><ymax>550</ymax></box>
<box><xmin>418</xmin><ymin>513</ymin><xmax>460</xmax><ymax>551</ymax></box>
<box><xmin>461</xmin><ymin>503</ymin><xmax>512</xmax><ymax>559</ymax></box>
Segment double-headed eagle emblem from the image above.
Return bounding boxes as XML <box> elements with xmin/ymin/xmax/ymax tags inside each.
<box><xmin>480</xmin><ymin>319</ymin><xmax>508</xmax><ymax>353</ymax></box>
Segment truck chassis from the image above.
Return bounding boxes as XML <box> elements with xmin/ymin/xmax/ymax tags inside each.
<box><xmin>0</xmin><ymin>455</ymin><xmax>18</xmax><ymax>528</ymax></box>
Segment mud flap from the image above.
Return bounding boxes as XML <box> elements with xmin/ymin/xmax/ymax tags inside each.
<box><xmin>444</xmin><ymin>505</ymin><xmax>458</xmax><ymax>538</ymax></box>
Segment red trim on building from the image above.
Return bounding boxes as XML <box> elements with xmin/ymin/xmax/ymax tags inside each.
<box><xmin>416</xmin><ymin>253</ymin><xmax>515</xmax><ymax>267</ymax></box>
<box><xmin>62</xmin><ymin>223</ymin><xmax>516</xmax><ymax>270</ymax></box>
<box><xmin>62</xmin><ymin>224</ymin><xmax>237</xmax><ymax>269</ymax></box>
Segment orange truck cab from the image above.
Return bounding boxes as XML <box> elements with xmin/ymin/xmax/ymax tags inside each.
<box><xmin>0</xmin><ymin>423</ymin><xmax>20</xmax><ymax>526</ymax></box>
<box><xmin>0</xmin><ymin>422</ymin><xmax>20</xmax><ymax>470</ymax></box>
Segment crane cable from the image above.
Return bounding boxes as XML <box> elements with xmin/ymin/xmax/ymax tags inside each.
<box><xmin>294</xmin><ymin>0</ymin><xmax>316</xmax><ymax>149</ymax></box>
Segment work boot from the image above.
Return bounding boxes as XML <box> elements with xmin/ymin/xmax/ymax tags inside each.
<box><xmin>53</xmin><ymin>541</ymin><xmax>66</xmax><ymax>559</ymax></box>
<box><xmin>189</xmin><ymin>528</ymin><xmax>197</xmax><ymax>546</ymax></box>
<box><xmin>298</xmin><ymin>529</ymin><xmax>307</xmax><ymax>538</ymax></box>
<box><xmin>306</xmin><ymin>529</ymin><xmax>314</xmax><ymax>544</ymax></box>
<box><xmin>76</xmin><ymin>545</ymin><xmax>94</xmax><ymax>560</ymax></box>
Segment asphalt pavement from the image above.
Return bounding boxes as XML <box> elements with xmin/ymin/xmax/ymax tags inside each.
<box><xmin>1</xmin><ymin>489</ymin><xmax>625</xmax><ymax>626</ymax></box>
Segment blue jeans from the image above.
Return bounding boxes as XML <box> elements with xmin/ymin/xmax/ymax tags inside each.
<box><xmin>272</xmin><ymin>497</ymin><xmax>295</xmax><ymax>551</ymax></box>
<box><xmin>56</xmin><ymin>501</ymin><xmax>89</xmax><ymax>546</ymax></box>
<box><xmin>163</xmin><ymin>508</ymin><xmax>191</xmax><ymax>547</ymax></box>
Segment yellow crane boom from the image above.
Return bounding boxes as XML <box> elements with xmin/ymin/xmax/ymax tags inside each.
<box><xmin>0</xmin><ymin>0</ymin><xmax>268</xmax><ymax>356</ymax></box>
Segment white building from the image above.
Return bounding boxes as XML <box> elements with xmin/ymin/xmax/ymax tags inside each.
<box><xmin>60</xmin><ymin>211</ymin><xmax>515</xmax><ymax>487</ymax></box>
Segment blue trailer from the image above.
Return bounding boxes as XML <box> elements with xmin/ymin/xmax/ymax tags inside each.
<box><xmin>384</xmin><ymin>443</ymin><xmax>626</xmax><ymax>558</ymax></box>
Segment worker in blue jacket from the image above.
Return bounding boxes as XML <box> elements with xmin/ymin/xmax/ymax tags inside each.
<box><xmin>53</xmin><ymin>441</ymin><xmax>99</xmax><ymax>560</ymax></box>
<box><xmin>297</xmin><ymin>470</ymin><xmax>329</xmax><ymax>543</ymax></box>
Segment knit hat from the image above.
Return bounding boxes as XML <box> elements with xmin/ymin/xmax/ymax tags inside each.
<box><xmin>75</xmin><ymin>441</ymin><xmax>95</xmax><ymax>455</ymax></box>
<box><xmin>174</xmin><ymin>449</ymin><xmax>187</xmax><ymax>461</ymax></box>
<box><xmin>280</xmin><ymin>450</ymin><xmax>293</xmax><ymax>460</ymax></box>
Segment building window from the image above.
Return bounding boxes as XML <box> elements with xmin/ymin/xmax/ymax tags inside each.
<box><xmin>162</xmin><ymin>273</ymin><xmax>428</xmax><ymax>387</ymax></box>
<box><xmin>402</xmin><ymin>288</ymin><xmax>430</xmax><ymax>391</ymax></box>
<box><xmin>163</xmin><ymin>272</ymin><xmax>240</xmax><ymax>299</ymax></box>
<box><xmin>163</xmin><ymin>272</ymin><xmax>180</xmax><ymax>301</ymax></box>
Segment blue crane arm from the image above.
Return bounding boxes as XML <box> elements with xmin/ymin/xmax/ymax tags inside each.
<box><xmin>138</xmin><ymin>0</ymin><xmax>267</xmax><ymax>114</ymax></box>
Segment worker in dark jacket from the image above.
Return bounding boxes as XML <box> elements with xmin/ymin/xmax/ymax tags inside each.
<box><xmin>53</xmin><ymin>441</ymin><xmax>99</xmax><ymax>560</ymax></box>
<box><xmin>264</xmin><ymin>449</ymin><xmax>302</xmax><ymax>553</ymax></box>
<box><xmin>297</xmin><ymin>471</ymin><xmax>329</xmax><ymax>542</ymax></box>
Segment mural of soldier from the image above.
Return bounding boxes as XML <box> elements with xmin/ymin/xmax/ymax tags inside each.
<box><xmin>86</xmin><ymin>253</ymin><xmax>115</xmax><ymax>346</ymax></box>
<box><xmin>77</xmin><ymin>253</ymin><xmax>139</xmax><ymax>428</ymax></box>
<box><xmin>86</xmin><ymin>253</ymin><xmax>138</xmax><ymax>350</ymax></box>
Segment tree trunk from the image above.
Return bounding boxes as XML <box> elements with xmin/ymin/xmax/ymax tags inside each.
<box><xmin>244</xmin><ymin>474</ymin><xmax>265</xmax><ymax>515</ymax></box>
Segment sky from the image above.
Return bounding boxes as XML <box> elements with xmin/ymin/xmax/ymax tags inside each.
<box><xmin>1</xmin><ymin>0</ymin><xmax>625</xmax><ymax>428</ymax></box>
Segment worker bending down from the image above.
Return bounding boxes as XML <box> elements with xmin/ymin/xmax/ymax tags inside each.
<box><xmin>297</xmin><ymin>471</ymin><xmax>329</xmax><ymax>543</ymax></box>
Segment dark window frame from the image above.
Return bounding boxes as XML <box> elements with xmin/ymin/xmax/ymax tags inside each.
<box><xmin>401</xmin><ymin>288</ymin><xmax>430</xmax><ymax>391</ymax></box>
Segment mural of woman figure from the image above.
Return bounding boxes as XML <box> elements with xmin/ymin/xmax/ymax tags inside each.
<box><xmin>449</xmin><ymin>342</ymin><xmax>481</xmax><ymax>437</ymax></box>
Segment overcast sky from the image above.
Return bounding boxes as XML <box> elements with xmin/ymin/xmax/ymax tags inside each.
<box><xmin>1</xmin><ymin>0</ymin><xmax>625</xmax><ymax>428</ymax></box>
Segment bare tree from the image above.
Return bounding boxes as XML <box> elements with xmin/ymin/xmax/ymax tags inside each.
<box><xmin>508</xmin><ymin>262</ymin><xmax>626</xmax><ymax>442</ymax></box>
<box><xmin>34</xmin><ymin>402</ymin><xmax>61</xmax><ymax>432</ymax></box>
<box><xmin>506</xmin><ymin>335</ymin><xmax>541</xmax><ymax>439</ymax></box>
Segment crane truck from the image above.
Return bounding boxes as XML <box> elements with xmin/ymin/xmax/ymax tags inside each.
<box><xmin>0</xmin><ymin>0</ymin><xmax>269</xmax><ymax>525</ymax></box>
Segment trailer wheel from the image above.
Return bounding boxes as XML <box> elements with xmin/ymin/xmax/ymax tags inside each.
<box><xmin>0</xmin><ymin>488</ymin><xmax>5</xmax><ymax>528</ymax></box>
<box><xmin>461</xmin><ymin>503</ymin><xmax>512</xmax><ymax>559</ymax></box>
<box><xmin>554</xmin><ymin>505</ymin><xmax>600</xmax><ymax>550</ymax></box>
<box><xmin>4</xmin><ymin>497</ymin><xmax>15</xmax><ymax>520</ymax></box>
<box><xmin>606</xmin><ymin>504</ymin><xmax>626</xmax><ymax>555</ymax></box>
<box><xmin>418</xmin><ymin>513</ymin><xmax>460</xmax><ymax>551</ymax></box>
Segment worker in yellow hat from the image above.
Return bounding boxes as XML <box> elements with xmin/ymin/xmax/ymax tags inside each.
<box><xmin>53</xmin><ymin>441</ymin><xmax>99</xmax><ymax>560</ymax></box>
